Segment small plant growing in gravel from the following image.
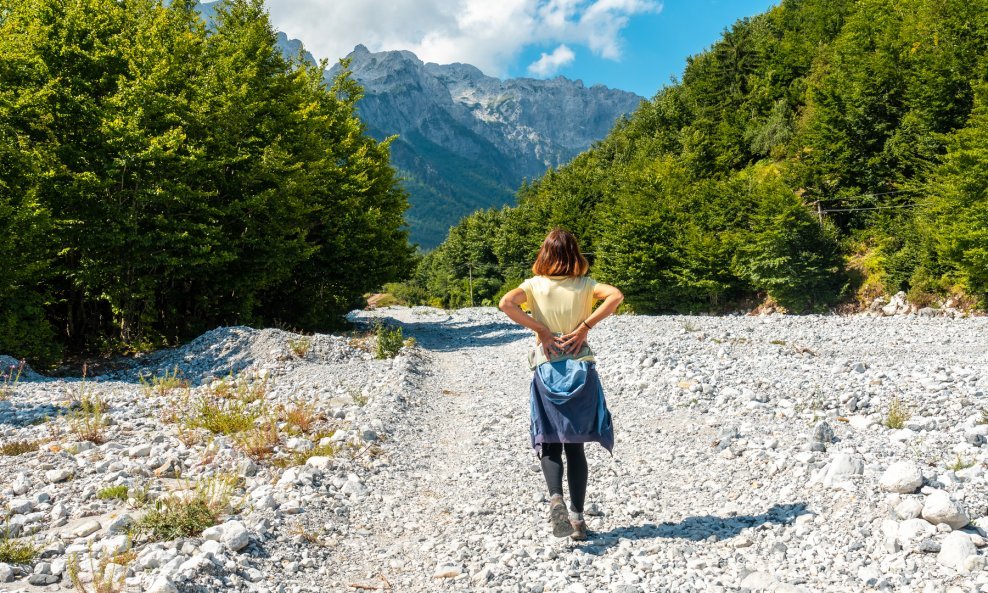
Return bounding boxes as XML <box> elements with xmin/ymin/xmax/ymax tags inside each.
<box><xmin>0</xmin><ymin>359</ymin><xmax>25</xmax><ymax>400</ymax></box>
<box><xmin>288</xmin><ymin>337</ymin><xmax>313</xmax><ymax>358</ymax></box>
<box><xmin>0</xmin><ymin>439</ymin><xmax>42</xmax><ymax>456</ymax></box>
<box><xmin>681</xmin><ymin>321</ymin><xmax>699</xmax><ymax>333</ymax></box>
<box><xmin>139</xmin><ymin>366</ymin><xmax>188</xmax><ymax>398</ymax></box>
<box><xmin>0</xmin><ymin>529</ymin><xmax>38</xmax><ymax>564</ymax></box>
<box><xmin>884</xmin><ymin>397</ymin><xmax>910</xmax><ymax>429</ymax></box>
<box><xmin>97</xmin><ymin>485</ymin><xmax>129</xmax><ymax>501</ymax></box>
<box><xmin>272</xmin><ymin>440</ymin><xmax>338</xmax><ymax>468</ymax></box>
<box><xmin>186</xmin><ymin>395</ymin><xmax>258</xmax><ymax>435</ymax></box>
<box><xmin>979</xmin><ymin>408</ymin><xmax>988</xmax><ymax>425</ymax></box>
<box><xmin>375</xmin><ymin>323</ymin><xmax>404</xmax><ymax>359</ymax></box>
<box><xmin>281</xmin><ymin>400</ymin><xmax>317</xmax><ymax>434</ymax></box>
<box><xmin>67</xmin><ymin>548</ymin><xmax>127</xmax><ymax>593</ymax></box>
<box><xmin>234</xmin><ymin>416</ymin><xmax>280</xmax><ymax>461</ymax></box>
<box><xmin>134</xmin><ymin>475</ymin><xmax>238</xmax><ymax>542</ymax></box>
<box><xmin>352</xmin><ymin>390</ymin><xmax>369</xmax><ymax>407</ymax></box>
<box><xmin>947</xmin><ymin>454</ymin><xmax>975</xmax><ymax>472</ymax></box>
<box><xmin>69</xmin><ymin>394</ymin><xmax>108</xmax><ymax>444</ymax></box>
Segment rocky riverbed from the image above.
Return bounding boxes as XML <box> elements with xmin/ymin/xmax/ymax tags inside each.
<box><xmin>1</xmin><ymin>307</ymin><xmax>987</xmax><ymax>593</ymax></box>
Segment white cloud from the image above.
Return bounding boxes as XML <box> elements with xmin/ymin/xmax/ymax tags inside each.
<box><xmin>528</xmin><ymin>44</ymin><xmax>576</xmax><ymax>77</ymax></box>
<box><xmin>263</xmin><ymin>0</ymin><xmax>661</xmax><ymax>77</ymax></box>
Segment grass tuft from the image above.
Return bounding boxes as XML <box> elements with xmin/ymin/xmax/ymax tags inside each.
<box><xmin>0</xmin><ymin>439</ymin><xmax>42</xmax><ymax>456</ymax></box>
<box><xmin>288</xmin><ymin>337</ymin><xmax>313</xmax><ymax>358</ymax></box>
<box><xmin>0</xmin><ymin>532</ymin><xmax>38</xmax><ymax>564</ymax></box>
<box><xmin>281</xmin><ymin>400</ymin><xmax>317</xmax><ymax>434</ymax></box>
<box><xmin>134</xmin><ymin>475</ymin><xmax>238</xmax><ymax>542</ymax></box>
<box><xmin>69</xmin><ymin>394</ymin><xmax>108</xmax><ymax>444</ymax></box>
<box><xmin>139</xmin><ymin>366</ymin><xmax>188</xmax><ymax>398</ymax></box>
<box><xmin>979</xmin><ymin>408</ymin><xmax>988</xmax><ymax>426</ymax></box>
<box><xmin>947</xmin><ymin>454</ymin><xmax>975</xmax><ymax>472</ymax></box>
<box><xmin>67</xmin><ymin>549</ymin><xmax>126</xmax><ymax>593</ymax></box>
<box><xmin>884</xmin><ymin>397</ymin><xmax>910</xmax><ymax>430</ymax></box>
<box><xmin>0</xmin><ymin>360</ymin><xmax>25</xmax><ymax>400</ymax></box>
<box><xmin>272</xmin><ymin>441</ymin><xmax>338</xmax><ymax>468</ymax></box>
<box><xmin>97</xmin><ymin>485</ymin><xmax>129</xmax><ymax>501</ymax></box>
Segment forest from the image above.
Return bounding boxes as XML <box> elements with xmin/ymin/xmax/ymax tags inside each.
<box><xmin>0</xmin><ymin>0</ymin><xmax>413</xmax><ymax>365</ymax></box>
<box><xmin>409</xmin><ymin>0</ymin><xmax>988</xmax><ymax>316</ymax></box>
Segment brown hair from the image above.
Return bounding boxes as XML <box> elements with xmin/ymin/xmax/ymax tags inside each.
<box><xmin>532</xmin><ymin>228</ymin><xmax>589</xmax><ymax>277</ymax></box>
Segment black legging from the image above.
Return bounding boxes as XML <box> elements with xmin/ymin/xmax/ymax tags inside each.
<box><xmin>540</xmin><ymin>443</ymin><xmax>588</xmax><ymax>512</ymax></box>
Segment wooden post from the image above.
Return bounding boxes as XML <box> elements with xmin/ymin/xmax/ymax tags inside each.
<box><xmin>816</xmin><ymin>200</ymin><xmax>823</xmax><ymax>224</ymax></box>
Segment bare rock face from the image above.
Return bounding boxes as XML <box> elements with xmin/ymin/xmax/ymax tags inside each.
<box><xmin>330</xmin><ymin>45</ymin><xmax>643</xmax><ymax>248</ymax></box>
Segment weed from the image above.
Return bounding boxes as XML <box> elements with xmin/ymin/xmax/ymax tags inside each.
<box><xmin>233</xmin><ymin>416</ymin><xmax>280</xmax><ymax>461</ymax></box>
<box><xmin>375</xmin><ymin>323</ymin><xmax>404</xmax><ymax>359</ymax></box>
<box><xmin>0</xmin><ymin>359</ymin><xmax>25</xmax><ymax>400</ymax></box>
<box><xmin>287</xmin><ymin>521</ymin><xmax>323</xmax><ymax>545</ymax></box>
<box><xmin>769</xmin><ymin>339</ymin><xmax>787</xmax><ymax>346</ymax></box>
<box><xmin>97</xmin><ymin>485</ymin><xmax>129</xmax><ymax>501</ymax></box>
<box><xmin>139</xmin><ymin>366</ymin><xmax>188</xmax><ymax>398</ymax></box>
<box><xmin>67</xmin><ymin>550</ymin><xmax>126</xmax><ymax>593</ymax></box>
<box><xmin>288</xmin><ymin>337</ymin><xmax>313</xmax><ymax>358</ymax></box>
<box><xmin>884</xmin><ymin>397</ymin><xmax>910</xmax><ymax>430</ymax></box>
<box><xmin>947</xmin><ymin>454</ymin><xmax>975</xmax><ymax>472</ymax></box>
<box><xmin>134</xmin><ymin>475</ymin><xmax>237</xmax><ymax>542</ymax></box>
<box><xmin>979</xmin><ymin>408</ymin><xmax>988</xmax><ymax>425</ymax></box>
<box><xmin>281</xmin><ymin>400</ymin><xmax>317</xmax><ymax>434</ymax></box>
<box><xmin>186</xmin><ymin>396</ymin><xmax>258</xmax><ymax>435</ymax></box>
<box><xmin>272</xmin><ymin>441</ymin><xmax>338</xmax><ymax>468</ymax></box>
<box><xmin>0</xmin><ymin>440</ymin><xmax>41</xmax><ymax>456</ymax></box>
<box><xmin>352</xmin><ymin>391</ymin><xmax>369</xmax><ymax>407</ymax></box>
<box><xmin>0</xmin><ymin>531</ymin><xmax>38</xmax><ymax>564</ymax></box>
<box><xmin>69</xmin><ymin>394</ymin><xmax>108</xmax><ymax>444</ymax></box>
<box><xmin>681</xmin><ymin>321</ymin><xmax>699</xmax><ymax>333</ymax></box>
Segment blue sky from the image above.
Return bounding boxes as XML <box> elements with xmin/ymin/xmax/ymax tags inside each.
<box><xmin>265</xmin><ymin>0</ymin><xmax>780</xmax><ymax>99</ymax></box>
<box><xmin>509</xmin><ymin>0</ymin><xmax>778</xmax><ymax>98</ymax></box>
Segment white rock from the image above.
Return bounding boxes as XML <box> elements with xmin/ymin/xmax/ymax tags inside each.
<box><xmin>821</xmin><ymin>453</ymin><xmax>864</xmax><ymax>488</ymax></box>
<box><xmin>220</xmin><ymin>521</ymin><xmax>249</xmax><ymax>552</ymax></box>
<box><xmin>7</xmin><ymin>499</ymin><xmax>34</xmax><ymax>515</ymax></box>
<box><xmin>100</xmin><ymin>534</ymin><xmax>129</xmax><ymax>556</ymax></box>
<box><xmin>880</xmin><ymin>461</ymin><xmax>924</xmax><ymax>494</ymax></box>
<box><xmin>938</xmin><ymin>531</ymin><xmax>977</xmax><ymax>572</ymax></box>
<box><xmin>45</xmin><ymin>468</ymin><xmax>72</xmax><ymax>483</ymax></box>
<box><xmin>128</xmin><ymin>444</ymin><xmax>152</xmax><ymax>457</ymax></box>
<box><xmin>305</xmin><ymin>456</ymin><xmax>334</xmax><ymax>470</ymax></box>
<box><xmin>0</xmin><ymin>563</ymin><xmax>12</xmax><ymax>583</ymax></box>
<box><xmin>433</xmin><ymin>564</ymin><xmax>463</xmax><ymax>579</ymax></box>
<box><xmin>200</xmin><ymin>540</ymin><xmax>222</xmax><ymax>556</ymax></box>
<box><xmin>922</xmin><ymin>491</ymin><xmax>969</xmax><ymax>529</ymax></box>
<box><xmin>894</xmin><ymin>498</ymin><xmax>924</xmax><ymax>520</ymax></box>
<box><xmin>146</xmin><ymin>577</ymin><xmax>179</xmax><ymax>593</ymax></box>
<box><xmin>66</xmin><ymin>519</ymin><xmax>101</xmax><ymax>538</ymax></box>
<box><xmin>897</xmin><ymin>518</ymin><xmax>935</xmax><ymax>546</ymax></box>
<box><xmin>740</xmin><ymin>571</ymin><xmax>775</xmax><ymax>590</ymax></box>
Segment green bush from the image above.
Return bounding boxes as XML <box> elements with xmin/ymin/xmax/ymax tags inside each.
<box><xmin>375</xmin><ymin>324</ymin><xmax>405</xmax><ymax>359</ymax></box>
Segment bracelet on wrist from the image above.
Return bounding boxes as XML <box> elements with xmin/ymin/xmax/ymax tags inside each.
<box><xmin>581</xmin><ymin>320</ymin><xmax>593</xmax><ymax>330</ymax></box>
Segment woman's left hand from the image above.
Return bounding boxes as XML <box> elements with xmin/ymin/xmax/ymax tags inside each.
<box><xmin>556</xmin><ymin>324</ymin><xmax>589</xmax><ymax>354</ymax></box>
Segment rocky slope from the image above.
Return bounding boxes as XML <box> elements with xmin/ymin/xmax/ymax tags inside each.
<box><xmin>330</xmin><ymin>46</ymin><xmax>643</xmax><ymax>249</ymax></box>
<box><xmin>1</xmin><ymin>310</ymin><xmax>987</xmax><ymax>592</ymax></box>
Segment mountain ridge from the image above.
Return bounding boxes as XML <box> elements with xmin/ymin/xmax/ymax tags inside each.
<box><xmin>330</xmin><ymin>45</ymin><xmax>643</xmax><ymax>248</ymax></box>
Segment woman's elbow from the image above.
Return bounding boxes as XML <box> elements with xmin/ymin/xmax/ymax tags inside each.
<box><xmin>498</xmin><ymin>296</ymin><xmax>512</xmax><ymax>312</ymax></box>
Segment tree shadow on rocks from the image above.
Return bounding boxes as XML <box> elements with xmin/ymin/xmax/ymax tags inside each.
<box><xmin>580</xmin><ymin>503</ymin><xmax>809</xmax><ymax>554</ymax></box>
<box><xmin>367</xmin><ymin>315</ymin><xmax>530</xmax><ymax>352</ymax></box>
<box><xmin>0</xmin><ymin>400</ymin><xmax>71</xmax><ymax>427</ymax></box>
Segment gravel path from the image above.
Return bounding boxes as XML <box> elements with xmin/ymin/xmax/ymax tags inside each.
<box><xmin>1</xmin><ymin>307</ymin><xmax>987</xmax><ymax>593</ymax></box>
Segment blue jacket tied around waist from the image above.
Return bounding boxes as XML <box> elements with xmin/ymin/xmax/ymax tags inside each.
<box><xmin>530</xmin><ymin>358</ymin><xmax>614</xmax><ymax>457</ymax></box>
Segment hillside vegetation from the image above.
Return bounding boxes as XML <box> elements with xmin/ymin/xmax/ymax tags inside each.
<box><xmin>411</xmin><ymin>0</ymin><xmax>988</xmax><ymax>313</ymax></box>
<box><xmin>0</xmin><ymin>0</ymin><xmax>413</xmax><ymax>365</ymax></box>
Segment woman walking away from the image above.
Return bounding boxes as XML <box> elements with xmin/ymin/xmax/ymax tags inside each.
<box><xmin>498</xmin><ymin>228</ymin><xmax>624</xmax><ymax>540</ymax></box>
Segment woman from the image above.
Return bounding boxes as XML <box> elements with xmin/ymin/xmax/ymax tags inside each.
<box><xmin>498</xmin><ymin>228</ymin><xmax>624</xmax><ymax>540</ymax></box>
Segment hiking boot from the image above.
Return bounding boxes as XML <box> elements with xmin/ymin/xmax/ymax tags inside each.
<box><xmin>548</xmin><ymin>495</ymin><xmax>573</xmax><ymax>538</ymax></box>
<box><xmin>569</xmin><ymin>519</ymin><xmax>587</xmax><ymax>541</ymax></box>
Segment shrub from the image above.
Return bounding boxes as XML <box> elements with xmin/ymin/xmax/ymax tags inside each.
<box><xmin>375</xmin><ymin>324</ymin><xmax>404</xmax><ymax>359</ymax></box>
<box><xmin>281</xmin><ymin>400</ymin><xmax>317</xmax><ymax>434</ymax></box>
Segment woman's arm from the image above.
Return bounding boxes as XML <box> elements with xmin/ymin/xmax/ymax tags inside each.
<box><xmin>498</xmin><ymin>288</ymin><xmax>560</xmax><ymax>358</ymax></box>
<box><xmin>557</xmin><ymin>282</ymin><xmax>624</xmax><ymax>354</ymax></box>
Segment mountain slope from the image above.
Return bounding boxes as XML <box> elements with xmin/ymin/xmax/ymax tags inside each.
<box><xmin>331</xmin><ymin>46</ymin><xmax>643</xmax><ymax>248</ymax></box>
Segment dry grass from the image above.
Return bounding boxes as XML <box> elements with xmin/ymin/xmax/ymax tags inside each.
<box><xmin>234</xmin><ymin>416</ymin><xmax>281</xmax><ymax>461</ymax></box>
<box><xmin>67</xmin><ymin>548</ymin><xmax>127</xmax><ymax>593</ymax></box>
<box><xmin>281</xmin><ymin>400</ymin><xmax>318</xmax><ymax>434</ymax></box>
<box><xmin>272</xmin><ymin>441</ymin><xmax>338</xmax><ymax>468</ymax></box>
<box><xmin>0</xmin><ymin>359</ymin><xmax>25</xmax><ymax>400</ymax></box>
<box><xmin>134</xmin><ymin>475</ymin><xmax>238</xmax><ymax>542</ymax></box>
